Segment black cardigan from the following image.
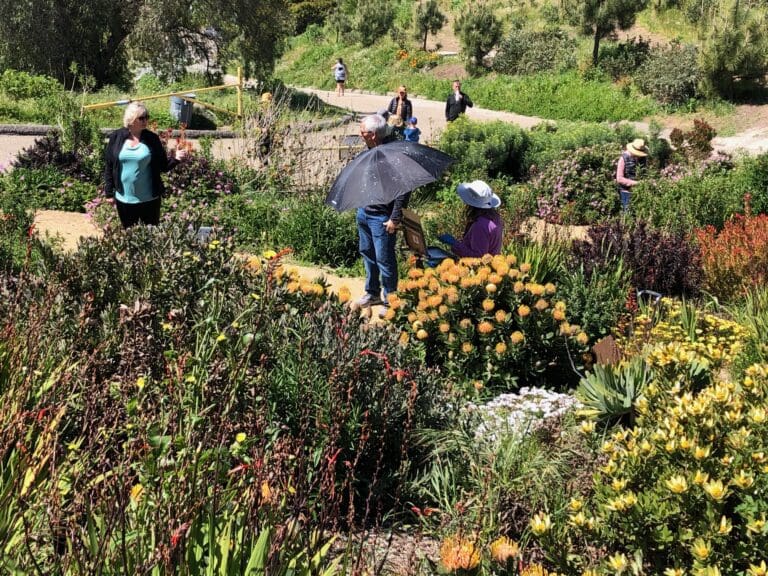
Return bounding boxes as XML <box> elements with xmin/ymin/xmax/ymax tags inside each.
<box><xmin>103</xmin><ymin>128</ymin><xmax>177</xmax><ymax>199</ymax></box>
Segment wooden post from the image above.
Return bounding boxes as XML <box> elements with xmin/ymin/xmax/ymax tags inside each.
<box><xmin>237</xmin><ymin>66</ymin><xmax>243</xmax><ymax>119</ymax></box>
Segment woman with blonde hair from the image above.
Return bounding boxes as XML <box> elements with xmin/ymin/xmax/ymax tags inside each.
<box><xmin>104</xmin><ymin>102</ymin><xmax>186</xmax><ymax>228</ymax></box>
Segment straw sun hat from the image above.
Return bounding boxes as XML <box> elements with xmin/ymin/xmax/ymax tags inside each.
<box><xmin>457</xmin><ymin>180</ymin><xmax>501</xmax><ymax>209</ymax></box>
<box><xmin>626</xmin><ymin>138</ymin><xmax>648</xmax><ymax>157</ymax></box>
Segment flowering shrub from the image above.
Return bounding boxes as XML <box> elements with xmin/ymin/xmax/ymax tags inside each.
<box><xmin>536</xmin><ymin>363</ymin><xmax>768</xmax><ymax>575</ymax></box>
<box><xmin>694</xmin><ymin>211</ymin><xmax>768</xmax><ymax>302</ymax></box>
<box><xmin>163</xmin><ymin>152</ymin><xmax>237</xmax><ymax>202</ymax></box>
<box><xmin>388</xmin><ymin>255</ymin><xmax>589</xmax><ymax>391</ymax></box>
<box><xmin>532</xmin><ymin>144</ymin><xmax>620</xmax><ymax>225</ymax></box>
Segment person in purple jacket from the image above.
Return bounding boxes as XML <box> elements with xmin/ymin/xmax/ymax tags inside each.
<box><xmin>438</xmin><ymin>180</ymin><xmax>503</xmax><ymax>257</ymax></box>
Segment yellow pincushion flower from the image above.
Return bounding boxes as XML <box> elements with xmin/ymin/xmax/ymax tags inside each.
<box><xmin>398</xmin><ymin>332</ymin><xmax>409</xmax><ymax>345</ymax></box>
<box><xmin>461</xmin><ymin>342</ymin><xmax>474</xmax><ymax>354</ymax></box>
<box><xmin>482</xmin><ymin>298</ymin><xmax>496</xmax><ymax>312</ymax></box>
<box><xmin>553</xmin><ymin>308</ymin><xmax>566</xmax><ymax>321</ymax></box>
<box><xmin>337</xmin><ymin>286</ymin><xmax>351</xmax><ymax>303</ymax></box>
<box><xmin>459</xmin><ymin>318</ymin><xmax>473</xmax><ymax>329</ymax></box>
<box><xmin>544</xmin><ymin>282</ymin><xmax>557</xmax><ymax>294</ymax></box>
<box><xmin>439</xmin><ymin>322</ymin><xmax>450</xmax><ymax>333</ymax></box>
<box><xmin>666</xmin><ymin>475</ymin><xmax>688</xmax><ymax>494</ymax></box>
<box><xmin>486</xmin><ymin>283</ymin><xmax>498</xmax><ymax>294</ymax></box>
<box><xmin>528</xmin><ymin>283</ymin><xmax>545</xmax><ymax>296</ymax></box>
<box><xmin>478</xmin><ymin>321</ymin><xmax>494</xmax><ymax>334</ymax></box>
<box><xmin>427</xmin><ymin>294</ymin><xmax>443</xmax><ymax>308</ymax></box>
<box><xmin>489</xmin><ymin>536</ymin><xmax>519</xmax><ymax>563</ymax></box>
<box><xmin>510</xmin><ymin>331</ymin><xmax>525</xmax><ymax>345</ymax></box>
<box><xmin>495</xmin><ymin>309</ymin><xmax>508</xmax><ymax>323</ymax></box>
<box><xmin>514</xmin><ymin>281</ymin><xmax>525</xmax><ymax>293</ymax></box>
<box><xmin>520</xmin><ymin>262</ymin><xmax>532</xmax><ymax>273</ymax></box>
<box><xmin>416</xmin><ymin>329</ymin><xmax>428</xmax><ymax>341</ymax></box>
<box><xmin>576</xmin><ymin>332</ymin><xmax>589</xmax><ymax>346</ymax></box>
<box><xmin>535</xmin><ymin>298</ymin><xmax>549</xmax><ymax>311</ymax></box>
<box><xmin>439</xmin><ymin>536</ymin><xmax>480</xmax><ymax>571</ymax></box>
<box><xmin>235</xmin><ymin>432</ymin><xmax>247</xmax><ymax>443</ymax></box>
<box><xmin>495</xmin><ymin>342</ymin><xmax>507</xmax><ymax>355</ymax></box>
<box><xmin>518</xmin><ymin>305</ymin><xmax>531</xmax><ymax>318</ymax></box>
<box><xmin>130</xmin><ymin>483</ymin><xmax>144</xmax><ymax>503</ymax></box>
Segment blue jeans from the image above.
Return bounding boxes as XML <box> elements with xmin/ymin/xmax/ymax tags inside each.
<box><xmin>357</xmin><ymin>209</ymin><xmax>398</xmax><ymax>299</ymax></box>
<box><xmin>619</xmin><ymin>189</ymin><xmax>631</xmax><ymax>211</ymax></box>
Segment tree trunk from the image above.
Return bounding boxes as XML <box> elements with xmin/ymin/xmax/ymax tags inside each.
<box><xmin>422</xmin><ymin>30</ymin><xmax>428</xmax><ymax>51</ymax></box>
<box><xmin>592</xmin><ymin>28</ymin><xmax>600</xmax><ymax>66</ymax></box>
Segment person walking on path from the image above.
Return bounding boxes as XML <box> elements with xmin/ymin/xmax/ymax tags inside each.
<box><xmin>333</xmin><ymin>58</ymin><xmax>347</xmax><ymax>96</ymax></box>
<box><xmin>616</xmin><ymin>138</ymin><xmax>648</xmax><ymax>211</ymax></box>
<box><xmin>438</xmin><ymin>180</ymin><xmax>503</xmax><ymax>258</ymax></box>
<box><xmin>104</xmin><ymin>101</ymin><xmax>186</xmax><ymax>228</ymax></box>
<box><xmin>355</xmin><ymin>114</ymin><xmax>409</xmax><ymax>308</ymax></box>
<box><xmin>387</xmin><ymin>85</ymin><xmax>413</xmax><ymax>127</ymax></box>
<box><xmin>404</xmin><ymin>117</ymin><xmax>421</xmax><ymax>143</ymax></box>
<box><xmin>445</xmin><ymin>80</ymin><xmax>473</xmax><ymax>122</ymax></box>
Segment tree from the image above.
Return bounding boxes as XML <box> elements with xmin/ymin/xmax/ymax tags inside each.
<box><xmin>453</xmin><ymin>3</ymin><xmax>502</xmax><ymax>74</ymax></box>
<box><xmin>0</xmin><ymin>0</ymin><xmax>136</xmax><ymax>88</ymax></box>
<box><xmin>565</xmin><ymin>0</ymin><xmax>649</xmax><ymax>66</ymax></box>
<box><xmin>697</xmin><ymin>0</ymin><xmax>768</xmax><ymax>98</ymax></box>
<box><xmin>414</xmin><ymin>0</ymin><xmax>447</xmax><ymax>51</ymax></box>
<box><xmin>128</xmin><ymin>0</ymin><xmax>294</xmax><ymax>82</ymax></box>
<box><xmin>351</xmin><ymin>0</ymin><xmax>396</xmax><ymax>47</ymax></box>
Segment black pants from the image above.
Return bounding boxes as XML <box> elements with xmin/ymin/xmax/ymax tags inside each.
<box><xmin>115</xmin><ymin>197</ymin><xmax>161</xmax><ymax>228</ymax></box>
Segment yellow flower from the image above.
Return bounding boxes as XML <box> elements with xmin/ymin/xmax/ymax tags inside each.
<box><xmin>530</xmin><ymin>511</ymin><xmax>551</xmax><ymax>535</ymax></box>
<box><xmin>416</xmin><ymin>329</ymin><xmax>428</xmax><ymax>341</ymax></box>
<box><xmin>703</xmin><ymin>479</ymin><xmax>727</xmax><ymax>502</ymax></box>
<box><xmin>748</xmin><ymin>560</ymin><xmax>767</xmax><ymax>576</ymax></box>
<box><xmin>439</xmin><ymin>536</ymin><xmax>480</xmax><ymax>571</ymax></box>
<box><xmin>747</xmin><ymin>515</ymin><xmax>766</xmax><ymax>534</ymax></box>
<box><xmin>261</xmin><ymin>480</ymin><xmax>273</xmax><ymax>503</ymax></box>
<box><xmin>607</xmin><ymin>552</ymin><xmax>628</xmax><ymax>573</ymax></box>
<box><xmin>521</xmin><ymin>564</ymin><xmax>549</xmax><ymax>576</ymax></box>
<box><xmin>569</xmin><ymin>511</ymin><xmax>588</xmax><ymax>527</ymax></box>
<box><xmin>510</xmin><ymin>331</ymin><xmax>525</xmax><ymax>345</ymax></box>
<box><xmin>717</xmin><ymin>515</ymin><xmax>732</xmax><ymax>535</ymax></box>
<box><xmin>235</xmin><ymin>432</ymin><xmax>247</xmax><ymax>443</ymax></box>
<box><xmin>733</xmin><ymin>469</ymin><xmax>754</xmax><ymax>489</ymax></box>
<box><xmin>569</xmin><ymin>498</ymin><xmax>584</xmax><ymax>512</ymax></box>
<box><xmin>664</xmin><ymin>569</ymin><xmax>686</xmax><ymax>576</ymax></box>
<box><xmin>518</xmin><ymin>305</ymin><xmax>531</xmax><ymax>318</ymax></box>
<box><xmin>486</xmin><ymin>283</ymin><xmax>498</xmax><ymax>294</ymax></box>
<box><xmin>216</xmin><ymin>333</ymin><xmax>227</xmax><ymax>342</ymax></box>
<box><xmin>482</xmin><ymin>298</ymin><xmax>495</xmax><ymax>312</ymax></box>
<box><xmin>130</xmin><ymin>483</ymin><xmax>144</xmax><ymax>503</ymax></box>
<box><xmin>136</xmin><ymin>376</ymin><xmax>146</xmax><ymax>390</ymax></box>
<box><xmin>489</xmin><ymin>536</ymin><xmax>519</xmax><ymax>563</ymax></box>
<box><xmin>576</xmin><ymin>332</ymin><xmax>589</xmax><ymax>346</ymax></box>
<box><xmin>495</xmin><ymin>342</ymin><xmax>507</xmax><ymax>355</ymax></box>
<box><xmin>693</xmin><ymin>445</ymin><xmax>711</xmax><ymax>460</ymax></box>
<box><xmin>690</xmin><ymin>538</ymin><xmax>711</xmax><ymax>561</ymax></box>
<box><xmin>553</xmin><ymin>309</ymin><xmax>566</xmax><ymax>321</ymax></box>
<box><xmin>398</xmin><ymin>331</ymin><xmax>409</xmax><ymax>345</ymax></box>
<box><xmin>338</xmin><ymin>286</ymin><xmax>351</xmax><ymax>304</ymax></box>
<box><xmin>495</xmin><ymin>309</ymin><xmax>508</xmax><ymax>323</ymax></box>
<box><xmin>535</xmin><ymin>298</ymin><xmax>549</xmax><ymax>311</ymax></box>
<box><xmin>262</xmin><ymin>249</ymin><xmax>277</xmax><ymax>259</ymax></box>
<box><xmin>580</xmin><ymin>420</ymin><xmax>596</xmax><ymax>434</ymax></box>
<box><xmin>461</xmin><ymin>342</ymin><xmax>474</xmax><ymax>354</ymax></box>
<box><xmin>459</xmin><ymin>318</ymin><xmax>473</xmax><ymax>329</ymax></box>
<box><xmin>666</xmin><ymin>475</ymin><xmax>688</xmax><ymax>494</ymax></box>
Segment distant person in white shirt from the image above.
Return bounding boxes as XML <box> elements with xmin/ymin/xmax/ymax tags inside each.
<box><xmin>445</xmin><ymin>80</ymin><xmax>473</xmax><ymax>122</ymax></box>
<box><xmin>333</xmin><ymin>58</ymin><xmax>347</xmax><ymax>96</ymax></box>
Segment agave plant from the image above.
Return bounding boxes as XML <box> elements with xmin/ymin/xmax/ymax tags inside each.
<box><xmin>576</xmin><ymin>356</ymin><xmax>653</xmax><ymax>426</ymax></box>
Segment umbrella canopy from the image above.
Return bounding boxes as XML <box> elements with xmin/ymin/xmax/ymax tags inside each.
<box><xmin>326</xmin><ymin>140</ymin><xmax>455</xmax><ymax>212</ymax></box>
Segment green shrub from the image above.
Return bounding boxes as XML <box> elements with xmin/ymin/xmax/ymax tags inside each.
<box><xmin>0</xmin><ymin>69</ymin><xmax>63</xmax><ymax>99</ymax></box>
<box><xmin>214</xmin><ymin>191</ymin><xmax>283</xmax><ymax>249</ymax></box>
<box><xmin>492</xmin><ymin>26</ymin><xmax>577</xmax><ymax>76</ymax></box>
<box><xmin>732</xmin><ymin>152</ymin><xmax>768</xmax><ymax>215</ymax></box>
<box><xmin>0</xmin><ymin>166</ymin><xmax>96</xmax><ymax>212</ymax></box>
<box><xmin>598</xmin><ymin>37</ymin><xmax>651</xmax><ymax>80</ymax></box>
<box><xmin>274</xmin><ymin>195</ymin><xmax>358</xmax><ymax>267</ymax></box>
<box><xmin>388</xmin><ymin>254</ymin><xmax>589</xmax><ymax>391</ymax></box>
<box><xmin>439</xmin><ymin>117</ymin><xmax>530</xmax><ymax>180</ymax></box>
<box><xmin>634</xmin><ymin>41</ymin><xmax>700</xmax><ymax>105</ymax></box>
<box><xmin>633</xmin><ymin>170</ymin><xmax>745</xmax><ymax>231</ymax></box>
<box><xmin>453</xmin><ymin>3</ymin><xmax>502</xmax><ymax>74</ymax></box>
<box><xmin>538</xmin><ymin>363</ymin><xmax>768</xmax><ymax>575</ymax></box>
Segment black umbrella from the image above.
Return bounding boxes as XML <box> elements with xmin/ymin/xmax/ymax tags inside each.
<box><xmin>326</xmin><ymin>140</ymin><xmax>455</xmax><ymax>212</ymax></box>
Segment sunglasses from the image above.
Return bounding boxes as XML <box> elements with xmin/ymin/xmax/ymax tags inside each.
<box><xmin>137</xmin><ymin>114</ymin><xmax>149</xmax><ymax>121</ymax></box>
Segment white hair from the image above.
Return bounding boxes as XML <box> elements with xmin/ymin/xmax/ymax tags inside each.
<box><xmin>360</xmin><ymin>114</ymin><xmax>388</xmax><ymax>140</ymax></box>
<box><xmin>123</xmin><ymin>102</ymin><xmax>148</xmax><ymax>128</ymax></box>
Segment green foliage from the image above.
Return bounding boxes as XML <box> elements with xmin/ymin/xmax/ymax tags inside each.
<box><xmin>0</xmin><ymin>167</ymin><xmax>97</xmax><ymax>213</ymax></box>
<box><xmin>635</xmin><ymin>41</ymin><xmax>700</xmax><ymax>105</ymax></box>
<box><xmin>413</xmin><ymin>0</ymin><xmax>447</xmax><ymax>51</ymax></box>
<box><xmin>540</xmin><ymin>363</ymin><xmax>768</xmax><ymax>575</ymax></box>
<box><xmin>439</xmin><ymin>117</ymin><xmax>530</xmax><ymax>180</ymax></box>
<box><xmin>0</xmin><ymin>69</ymin><xmax>63</xmax><ymax>99</ymax></box>
<box><xmin>274</xmin><ymin>194</ymin><xmax>359</xmax><ymax>267</ymax></box>
<box><xmin>559</xmin><ymin>260</ymin><xmax>631</xmax><ymax>341</ymax></box>
<box><xmin>597</xmin><ymin>37</ymin><xmax>651</xmax><ymax>81</ymax></box>
<box><xmin>727</xmin><ymin>285</ymin><xmax>768</xmax><ymax>371</ymax></box>
<box><xmin>214</xmin><ymin>191</ymin><xmax>283</xmax><ymax>250</ymax></box>
<box><xmin>453</xmin><ymin>3</ymin><xmax>502</xmax><ymax>74</ymax></box>
<box><xmin>349</xmin><ymin>0</ymin><xmax>396</xmax><ymax>47</ymax></box>
<box><xmin>492</xmin><ymin>27</ymin><xmax>577</xmax><ymax>76</ymax></box>
<box><xmin>290</xmin><ymin>0</ymin><xmax>335</xmax><ymax>34</ymax></box>
<box><xmin>577</xmin><ymin>356</ymin><xmax>652</xmax><ymax>425</ymax></box>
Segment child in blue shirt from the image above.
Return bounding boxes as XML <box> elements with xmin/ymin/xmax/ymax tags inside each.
<box><xmin>404</xmin><ymin>117</ymin><xmax>421</xmax><ymax>143</ymax></box>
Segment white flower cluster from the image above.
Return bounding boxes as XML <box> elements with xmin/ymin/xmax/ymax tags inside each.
<box><xmin>467</xmin><ymin>387</ymin><xmax>582</xmax><ymax>444</ymax></box>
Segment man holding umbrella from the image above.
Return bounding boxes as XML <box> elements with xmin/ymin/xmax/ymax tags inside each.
<box><xmin>355</xmin><ymin>114</ymin><xmax>404</xmax><ymax>308</ymax></box>
<box><xmin>326</xmin><ymin>114</ymin><xmax>455</xmax><ymax>310</ymax></box>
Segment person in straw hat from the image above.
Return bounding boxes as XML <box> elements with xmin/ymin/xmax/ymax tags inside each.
<box><xmin>438</xmin><ymin>180</ymin><xmax>504</xmax><ymax>258</ymax></box>
<box><xmin>616</xmin><ymin>138</ymin><xmax>648</xmax><ymax>211</ymax></box>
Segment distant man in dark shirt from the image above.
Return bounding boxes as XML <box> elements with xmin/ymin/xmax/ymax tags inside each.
<box><xmin>445</xmin><ymin>80</ymin><xmax>473</xmax><ymax>122</ymax></box>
